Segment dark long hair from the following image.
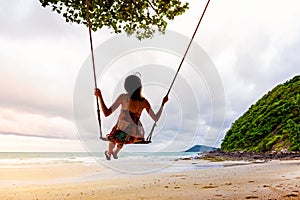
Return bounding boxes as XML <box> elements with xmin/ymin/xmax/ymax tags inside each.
<box><xmin>124</xmin><ymin>75</ymin><xmax>143</xmax><ymax>101</ymax></box>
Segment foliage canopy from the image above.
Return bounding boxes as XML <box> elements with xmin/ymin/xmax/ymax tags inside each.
<box><xmin>39</xmin><ymin>0</ymin><xmax>189</xmax><ymax>40</ymax></box>
<box><xmin>221</xmin><ymin>75</ymin><xmax>300</xmax><ymax>152</ymax></box>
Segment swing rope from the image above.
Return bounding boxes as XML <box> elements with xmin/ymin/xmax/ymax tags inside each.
<box><xmin>146</xmin><ymin>0</ymin><xmax>211</xmax><ymax>142</ymax></box>
<box><xmin>85</xmin><ymin>0</ymin><xmax>106</xmax><ymax>141</ymax></box>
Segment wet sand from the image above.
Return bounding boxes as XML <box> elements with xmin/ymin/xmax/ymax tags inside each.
<box><xmin>0</xmin><ymin>160</ymin><xmax>300</xmax><ymax>199</ymax></box>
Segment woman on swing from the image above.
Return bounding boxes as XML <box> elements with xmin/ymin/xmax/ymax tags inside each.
<box><xmin>95</xmin><ymin>74</ymin><xmax>169</xmax><ymax>160</ymax></box>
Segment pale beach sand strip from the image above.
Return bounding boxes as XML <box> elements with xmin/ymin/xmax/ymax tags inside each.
<box><xmin>0</xmin><ymin>160</ymin><xmax>299</xmax><ymax>199</ymax></box>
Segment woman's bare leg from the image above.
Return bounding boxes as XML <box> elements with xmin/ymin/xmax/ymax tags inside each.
<box><xmin>112</xmin><ymin>144</ymin><xmax>123</xmax><ymax>159</ymax></box>
<box><xmin>107</xmin><ymin>142</ymin><xmax>116</xmax><ymax>156</ymax></box>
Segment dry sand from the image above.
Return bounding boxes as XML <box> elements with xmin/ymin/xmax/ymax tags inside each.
<box><xmin>0</xmin><ymin>160</ymin><xmax>299</xmax><ymax>200</ymax></box>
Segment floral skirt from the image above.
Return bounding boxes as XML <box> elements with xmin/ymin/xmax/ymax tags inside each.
<box><xmin>107</xmin><ymin>110</ymin><xmax>145</xmax><ymax>144</ymax></box>
<box><xmin>106</xmin><ymin>125</ymin><xmax>145</xmax><ymax>144</ymax></box>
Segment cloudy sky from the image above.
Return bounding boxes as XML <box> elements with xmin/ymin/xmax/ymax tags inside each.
<box><xmin>0</xmin><ymin>0</ymin><xmax>299</xmax><ymax>152</ymax></box>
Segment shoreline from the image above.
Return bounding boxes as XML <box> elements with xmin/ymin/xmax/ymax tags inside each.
<box><xmin>1</xmin><ymin>159</ymin><xmax>300</xmax><ymax>199</ymax></box>
<box><xmin>198</xmin><ymin>149</ymin><xmax>300</xmax><ymax>162</ymax></box>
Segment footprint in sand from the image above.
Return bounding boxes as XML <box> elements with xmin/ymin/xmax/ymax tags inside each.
<box><xmin>246</xmin><ymin>195</ymin><xmax>259</xmax><ymax>199</ymax></box>
<box><xmin>202</xmin><ymin>183</ymin><xmax>218</xmax><ymax>189</ymax></box>
<box><xmin>283</xmin><ymin>193</ymin><xmax>299</xmax><ymax>198</ymax></box>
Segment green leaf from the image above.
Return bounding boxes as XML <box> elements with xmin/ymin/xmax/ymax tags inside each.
<box><xmin>38</xmin><ymin>0</ymin><xmax>189</xmax><ymax>40</ymax></box>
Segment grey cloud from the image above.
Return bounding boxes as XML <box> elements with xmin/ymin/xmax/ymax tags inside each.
<box><xmin>270</xmin><ymin>39</ymin><xmax>300</xmax><ymax>82</ymax></box>
<box><xmin>0</xmin><ymin>0</ymin><xmax>82</xmax><ymax>40</ymax></box>
<box><xmin>0</xmin><ymin>130</ymin><xmax>76</xmax><ymax>140</ymax></box>
<box><xmin>0</xmin><ymin>69</ymin><xmax>74</xmax><ymax>120</ymax></box>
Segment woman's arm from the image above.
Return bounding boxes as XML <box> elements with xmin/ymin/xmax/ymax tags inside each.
<box><xmin>145</xmin><ymin>95</ymin><xmax>169</xmax><ymax>122</ymax></box>
<box><xmin>94</xmin><ymin>88</ymin><xmax>122</xmax><ymax>117</ymax></box>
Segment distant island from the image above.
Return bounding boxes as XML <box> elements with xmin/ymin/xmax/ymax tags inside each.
<box><xmin>185</xmin><ymin>145</ymin><xmax>217</xmax><ymax>152</ymax></box>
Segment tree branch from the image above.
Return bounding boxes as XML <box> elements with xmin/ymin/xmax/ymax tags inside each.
<box><xmin>146</xmin><ymin>0</ymin><xmax>159</xmax><ymax>15</ymax></box>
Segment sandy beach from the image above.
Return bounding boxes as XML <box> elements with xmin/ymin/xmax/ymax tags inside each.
<box><xmin>1</xmin><ymin>159</ymin><xmax>300</xmax><ymax>200</ymax></box>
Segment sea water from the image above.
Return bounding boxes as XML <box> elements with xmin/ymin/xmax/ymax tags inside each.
<box><xmin>0</xmin><ymin>151</ymin><xmax>223</xmax><ymax>174</ymax></box>
<box><xmin>0</xmin><ymin>152</ymin><xmax>96</xmax><ymax>167</ymax></box>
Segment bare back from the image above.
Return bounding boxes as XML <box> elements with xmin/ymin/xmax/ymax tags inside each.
<box><xmin>108</xmin><ymin>93</ymin><xmax>159</xmax><ymax>122</ymax></box>
<box><xmin>119</xmin><ymin>94</ymin><xmax>145</xmax><ymax>116</ymax></box>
